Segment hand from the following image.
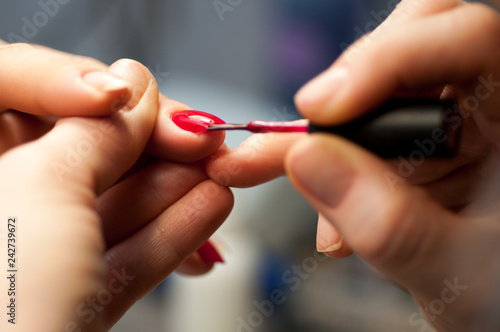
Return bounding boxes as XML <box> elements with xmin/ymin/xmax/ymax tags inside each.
<box><xmin>0</xmin><ymin>42</ymin><xmax>233</xmax><ymax>332</ymax></box>
<box><xmin>206</xmin><ymin>1</ymin><xmax>500</xmax><ymax>330</ymax></box>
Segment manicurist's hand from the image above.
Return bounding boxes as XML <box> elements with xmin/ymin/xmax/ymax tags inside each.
<box><xmin>206</xmin><ymin>1</ymin><xmax>500</xmax><ymax>330</ymax></box>
<box><xmin>0</xmin><ymin>42</ymin><xmax>232</xmax><ymax>332</ymax></box>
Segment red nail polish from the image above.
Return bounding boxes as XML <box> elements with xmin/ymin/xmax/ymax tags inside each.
<box><xmin>171</xmin><ymin>110</ymin><xmax>225</xmax><ymax>133</ymax></box>
<box><xmin>196</xmin><ymin>241</ymin><xmax>224</xmax><ymax>264</ymax></box>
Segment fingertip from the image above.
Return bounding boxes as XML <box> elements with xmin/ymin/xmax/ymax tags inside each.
<box><xmin>286</xmin><ymin>135</ymin><xmax>357</xmax><ymax>209</ymax></box>
<box><xmin>288</xmin><ymin>133</ymin><xmax>455</xmax><ymax>279</ymax></box>
<box><xmin>175</xmin><ymin>254</ymin><xmax>215</xmax><ymax>276</ymax></box>
<box><xmin>81</xmin><ymin>70</ymin><xmax>130</xmax><ymax>93</ymax></box>
<box><xmin>147</xmin><ymin>96</ymin><xmax>226</xmax><ymax>162</ymax></box>
<box><xmin>33</xmin><ymin>57</ymin><xmax>158</xmax><ymax>193</ymax></box>
<box><xmin>316</xmin><ymin>212</ymin><xmax>354</xmax><ymax>259</ymax></box>
<box><xmin>294</xmin><ymin>66</ymin><xmax>350</xmax><ymax>125</ymax></box>
<box><xmin>220</xmin><ymin>182</ymin><xmax>235</xmax><ymax>213</ymax></box>
<box><xmin>205</xmin><ymin>146</ymin><xmax>265</xmax><ymax>188</ymax></box>
<box><xmin>38</xmin><ymin>58</ymin><xmax>135</xmax><ymax>117</ymax></box>
<box><xmin>107</xmin><ymin>59</ymin><xmax>154</xmax><ymax>110</ymax></box>
<box><xmin>68</xmin><ymin>69</ymin><xmax>132</xmax><ymax>116</ymax></box>
<box><xmin>319</xmin><ymin>245</ymin><xmax>354</xmax><ymax>259</ymax></box>
<box><xmin>197</xmin><ymin>240</ymin><xmax>225</xmax><ymax>264</ymax></box>
<box><xmin>0</xmin><ymin>42</ymin><xmax>130</xmax><ymax>117</ymax></box>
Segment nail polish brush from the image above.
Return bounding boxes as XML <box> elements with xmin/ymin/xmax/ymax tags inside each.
<box><xmin>205</xmin><ymin>99</ymin><xmax>460</xmax><ymax>158</ymax></box>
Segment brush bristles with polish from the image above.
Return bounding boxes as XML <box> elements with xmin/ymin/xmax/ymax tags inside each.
<box><xmin>206</xmin><ymin>120</ymin><xmax>309</xmax><ymax>133</ymax></box>
<box><xmin>206</xmin><ymin>123</ymin><xmax>249</xmax><ymax>131</ymax></box>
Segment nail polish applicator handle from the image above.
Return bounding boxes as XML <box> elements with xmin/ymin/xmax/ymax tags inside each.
<box><xmin>204</xmin><ymin>99</ymin><xmax>461</xmax><ymax>158</ymax></box>
<box><xmin>307</xmin><ymin>99</ymin><xmax>460</xmax><ymax>158</ymax></box>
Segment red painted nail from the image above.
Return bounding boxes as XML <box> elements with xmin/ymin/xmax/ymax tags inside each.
<box><xmin>196</xmin><ymin>240</ymin><xmax>224</xmax><ymax>264</ymax></box>
<box><xmin>171</xmin><ymin>110</ymin><xmax>225</xmax><ymax>133</ymax></box>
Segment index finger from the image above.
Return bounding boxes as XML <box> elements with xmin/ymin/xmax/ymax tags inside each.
<box><xmin>0</xmin><ymin>42</ymin><xmax>131</xmax><ymax>116</ymax></box>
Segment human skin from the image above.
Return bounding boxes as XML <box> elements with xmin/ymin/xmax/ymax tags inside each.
<box><xmin>205</xmin><ymin>0</ymin><xmax>500</xmax><ymax>330</ymax></box>
<box><xmin>0</xmin><ymin>42</ymin><xmax>233</xmax><ymax>332</ymax></box>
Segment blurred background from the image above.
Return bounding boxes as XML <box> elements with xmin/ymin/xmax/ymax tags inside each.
<box><xmin>2</xmin><ymin>0</ymin><xmax>484</xmax><ymax>331</ymax></box>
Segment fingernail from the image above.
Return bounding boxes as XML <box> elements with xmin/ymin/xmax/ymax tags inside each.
<box><xmin>196</xmin><ymin>240</ymin><xmax>224</xmax><ymax>264</ymax></box>
<box><xmin>317</xmin><ymin>239</ymin><xmax>343</xmax><ymax>253</ymax></box>
<box><xmin>295</xmin><ymin>66</ymin><xmax>349</xmax><ymax>114</ymax></box>
<box><xmin>171</xmin><ymin>110</ymin><xmax>225</xmax><ymax>133</ymax></box>
<box><xmin>83</xmin><ymin>71</ymin><xmax>130</xmax><ymax>92</ymax></box>
<box><xmin>287</xmin><ymin>137</ymin><xmax>354</xmax><ymax>207</ymax></box>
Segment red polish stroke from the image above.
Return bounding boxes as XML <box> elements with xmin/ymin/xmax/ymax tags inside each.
<box><xmin>172</xmin><ymin>110</ymin><xmax>225</xmax><ymax>133</ymax></box>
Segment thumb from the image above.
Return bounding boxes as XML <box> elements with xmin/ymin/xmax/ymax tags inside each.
<box><xmin>0</xmin><ymin>58</ymin><xmax>157</xmax><ymax>331</ymax></box>
<box><xmin>285</xmin><ymin>134</ymin><xmax>467</xmax><ymax>296</ymax></box>
<box><xmin>36</xmin><ymin>58</ymin><xmax>157</xmax><ymax>192</ymax></box>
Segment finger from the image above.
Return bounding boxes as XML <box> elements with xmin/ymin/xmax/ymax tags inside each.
<box><xmin>37</xmin><ymin>59</ymin><xmax>157</xmax><ymax>193</ymax></box>
<box><xmin>0</xmin><ymin>110</ymin><xmax>53</xmax><ymax>154</ymax></box>
<box><xmin>30</xmin><ymin>43</ymin><xmax>109</xmax><ymax>70</ymax></box>
<box><xmin>146</xmin><ymin>97</ymin><xmax>226</xmax><ymax>163</ymax></box>
<box><xmin>374</xmin><ymin>0</ymin><xmax>462</xmax><ymax>32</ymax></box>
<box><xmin>0</xmin><ymin>59</ymin><xmax>157</xmax><ymax>330</ymax></box>
<box><xmin>4</xmin><ymin>42</ymin><xmax>225</xmax><ymax>162</ymax></box>
<box><xmin>97</xmin><ymin>161</ymin><xmax>208</xmax><ymax>247</ymax></box>
<box><xmin>205</xmin><ymin>132</ymin><xmax>305</xmax><ymax>187</ymax></box>
<box><xmin>295</xmin><ymin>3</ymin><xmax>500</xmax><ymax>124</ymax></box>
<box><xmin>175</xmin><ymin>252</ymin><xmax>215</xmax><ymax>276</ymax></box>
<box><xmin>0</xmin><ymin>43</ymin><xmax>132</xmax><ymax>116</ymax></box>
<box><xmin>176</xmin><ymin>240</ymin><xmax>225</xmax><ymax>276</ymax></box>
<box><xmin>316</xmin><ymin>213</ymin><xmax>352</xmax><ymax>259</ymax></box>
<box><xmin>340</xmin><ymin>0</ymin><xmax>463</xmax><ymax>63</ymax></box>
<box><xmin>102</xmin><ymin>180</ymin><xmax>233</xmax><ymax>328</ymax></box>
<box><xmin>299</xmin><ymin>0</ymin><xmax>463</xmax><ymax>111</ymax></box>
<box><xmin>285</xmin><ymin>134</ymin><xmax>466</xmax><ymax>296</ymax></box>
<box><xmin>287</xmin><ymin>134</ymin><xmax>500</xmax><ymax>330</ymax></box>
